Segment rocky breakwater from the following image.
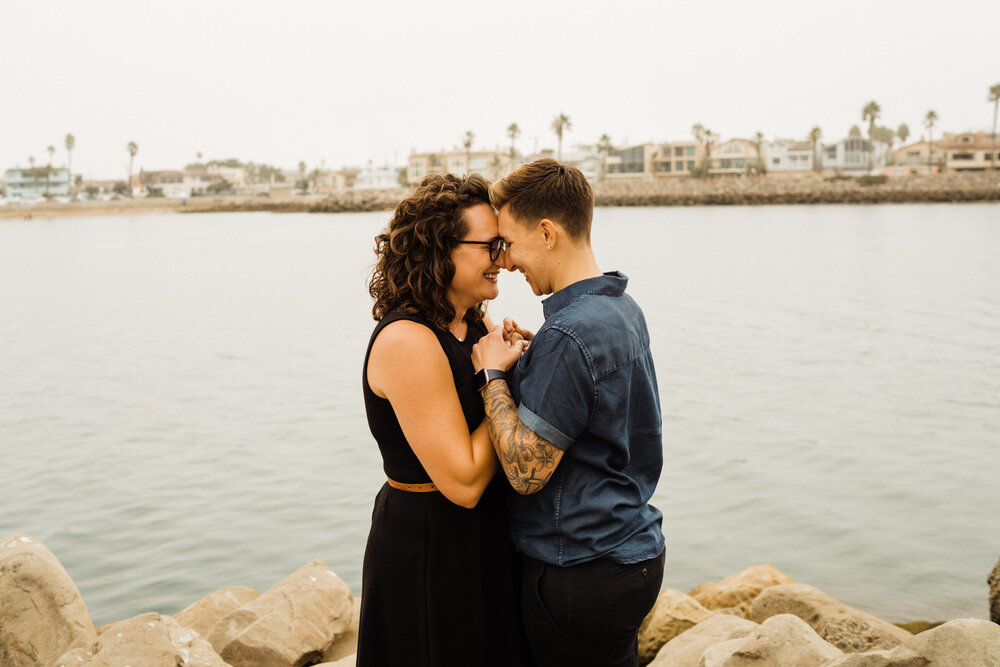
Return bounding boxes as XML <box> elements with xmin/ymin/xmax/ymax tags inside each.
<box><xmin>180</xmin><ymin>172</ymin><xmax>1000</xmax><ymax>216</ymax></box>
<box><xmin>5</xmin><ymin>534</ymin><xmax>999</xmax><ymax>666</ymax></box>
<box><xmin>637</xmin><ymin>563</ymin><xmax>1000</xmax><ymax>667</ymax></box>
<box><xmin>180</xmin><ymin>189</ymin><xmax>409</xmax><ymax>215</ymax></box>
<box><xmin>0</xmin><ymin>534</ymin><xmax>359</xmax><ymax>667</ymax></box>
<box><xmin>592</xmin><ymin>171</ymin><xmax>1000</xmax><ymax>207</ymax></box>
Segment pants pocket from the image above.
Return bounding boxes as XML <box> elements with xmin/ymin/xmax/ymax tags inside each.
<box><xmin>524</xmin><ymin>559</ymin><xmax>569</xmax><ymax>640</ymax></box>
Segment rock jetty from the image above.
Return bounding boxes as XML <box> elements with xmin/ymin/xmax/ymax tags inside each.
<box><xmin>1</xmin><ymin>534</ymin><xmax>357</xmax><ymax>667</ymax></box>
<box><xmin>175</xmin><ymin>172</ymin><xmax>1000</xmax><ymax>216</ymax></box>
<box><xmin>3</xmin><ymin>534</ymin><xmax>999</xmax><ymax>666</ymax></box>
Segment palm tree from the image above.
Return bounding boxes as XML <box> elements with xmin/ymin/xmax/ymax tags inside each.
<box><xmin>924</xmin><ymin>110</ymin><xmax>938</xmax><ymax>171</ymax></box>
<box><xmin>862</xmin><ymin>101</ymin><xmax>881</xmax><ymax>172</ymax></box>
<box><xmin>754</xmin><ymin>131</ymin><xmax>765</xmax><ymax>175</ymax></box>
<box><xmin>28</xmin><ymin>155</ymin><xmax>37</xmax><ymax>192</ymax></box>
<box><xmin>65</xmin><ymin>134</ymin><xmax>75</xmax><ymax>193</ymax></box>
<box><xmin>989</xmin><ymin>83</ymin><xmax>1000</xmax><ymax>171</ymax></box>
<box><xmin>46</xmin><ymin>145</ymin><xmax>55</xmax><ymax>194</ymax></box>
<box><xmin>809</xmin><ymin>126</ymin><xmax>822</xmax><ymax>172</ymax></box>
<box><xmin>692</xmin><ymin>124</ymin><xmax>705</xmax><ymax>173</ymax></box>
<box><xmin>196</xmin><ymin>151</ymin><xmax>203</xmax><ymax>162</ymax></box>
<box><xmin>551</xmin><ymin>113</ymin><xmax>572</xmax><ymax>161</ymax></box>
<box><xmin>897</xmin><ymin>123</ymin><xmax>910</xmax><ymax>145</ymax></box>
<box><xmin>127</xmin><ymin>141</ymin><xmax>138</xmax><ymax>192</ymax></box>
<box><xmin>597</xmin><ymin>134</ymin><xmax>613</xmax><ymax>180</ymax></box>
<box><xmin>691</xmin><ymin>124</ymin><xmax>714</xmax><ymax>176</ymax></box>
<box><xmin>462</xmin><ymin>131</ymin><xmax>474</xmax><ymax>173</ymax></box>
<box><xmin>507</xmin><ymin>123</ymin><xmax>520</xmax><ymax>162</ymax></box>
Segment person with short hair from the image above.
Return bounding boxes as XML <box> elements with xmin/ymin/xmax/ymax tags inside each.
<box><xmin>472</xmin><ymin>158</ymin><xmax>665</xmax><ymax>667</ymax></box>
<box><xmin>358</xmin><ymin>173</ymin><xmax>529</xmax><ymax>667</ymax></box>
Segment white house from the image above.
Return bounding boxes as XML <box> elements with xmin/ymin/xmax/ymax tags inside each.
<box><xmin>765</xmin><ymin>139</ymin><xmax>816</xmax><ymax>173</ymax></box>
<box><xmin>355</xmin><ymin>165</ymin><xmax>401</xmax><ymax>190</ymax></box>
<box><xmin>4</xmin><ymin>167</ymin><xmax>71</xmax><ymax>197</ymax></box>
<box><xmin>821</xmin><ymin>137</ymin><xmax>887</xmax><ymax>175</ymax></box>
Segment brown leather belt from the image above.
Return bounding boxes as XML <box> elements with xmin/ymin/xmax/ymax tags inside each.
<box><xmin>387</xmin><ymin>478</ymin><xmax>438</xmax><ymax>493</ymax></box>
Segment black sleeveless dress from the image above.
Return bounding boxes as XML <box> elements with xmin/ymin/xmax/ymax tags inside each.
<box><xmin>356</xmin><ymin>312</ymin><xmax>529</xmax><ymax>667</ymax></box>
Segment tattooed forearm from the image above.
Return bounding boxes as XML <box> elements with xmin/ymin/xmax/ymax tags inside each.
<box><xmin>481</xmin><ymin>380</ymin><xmax>562</xmax><ymax>495</ymax></box>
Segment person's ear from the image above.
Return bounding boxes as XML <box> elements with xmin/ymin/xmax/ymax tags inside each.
<box><xmin>539</xmin><ymin>219</ymin><xmax>557</xmax><ymax>250</ymax></box>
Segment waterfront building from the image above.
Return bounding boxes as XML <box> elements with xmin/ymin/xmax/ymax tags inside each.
<box><xmin>312</xmin><ymin>169</ymin><xmax>358</xmax><ymax>193</ymax></box>
<box><xmin>764</xmin><ymin>139</ymin><xmax>816</xmax><ymax>174</ymax></box>
<box><xmin>936</xmin><ymin>132</ymin><xmax>999</xmax><ymax>171</ymax></box>
<box><xmin>821</xmin><ymin>137</ymin><xmax>886</xmax><ymax>175</ymax></box>
<box><xmin>407</xmin><ymin>149</ymin><xmax>511</xmax><ymax>183</ymax></box>
<box><xmin>206</xmin><ymin>165</ymin><xmax>249</xmax><ymax>188</ymax></box>
<box><xmin>604</xmin><ymin>143</ymin><xmax>658</xmax><ymax>180</ymax></box>
<box><xmin>3</xmin><ymin>167</ymin><xmax>71</xmax><ymax>197</ymax></box>
<box><xmin>890</xmin><ymin>140</ymin><xmax>944</xmax><ymax>175</ymax></box>
<box><xmin>140</xmin><ymin>170</ymin><xmax>218</xmax><ymax>198</ymax></box>
<box><xmin>355</xmin><ymin>165</ymin><xmax>401</xmax><ymax>190</ymax></box>
<box><xmin>709</xmin><ymin>139</ymin><xmax>760</xmax><ymax>175</ymax></box>
<box><xmin>652</xmin><ymin>140</ymin><xmax>701</xmax><ymax>177</ymax></box>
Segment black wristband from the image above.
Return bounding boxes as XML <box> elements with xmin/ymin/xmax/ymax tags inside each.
<box><xmin>474</xmin><ymin>368</ymin><xmax>507</xmax><ymax>392</ymax></box>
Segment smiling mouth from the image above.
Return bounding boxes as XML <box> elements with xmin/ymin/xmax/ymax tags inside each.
<box><xmin>484</xmin><ymin>272</ymin><xmax>498</xmax><ymax>280</ymax></box>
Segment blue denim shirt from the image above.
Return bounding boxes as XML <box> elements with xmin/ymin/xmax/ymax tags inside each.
<box><xmin>507</xmin><ymin>271</ymin><xmax>665</xmax><ymax>567</ymax></box>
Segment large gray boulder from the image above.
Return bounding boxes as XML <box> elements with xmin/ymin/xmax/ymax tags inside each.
<box><xmin>822</xmin><ymin>618</ymin><xmax>1000</xmax><ymax>667</ymax></box>
<box><xmin>749</xmin><ymin>583</ymin><xmax>911</xmax><ymax>652</ymax></box>
<box><xmin>53</xmin><ymin>612</ymin><xmax>229</xmax><ymax>667</ymax></box>
<box><xmin>207</xmin><ymin>560</ymin><xmax>354</xmax><ymax>667</ymax></box>
<box><xmin>648</xmin><ymin>613</ymin><xmax>758</xmax><ymax>667</ymax></box>
<box><xmin>988</xmin><ymin>556</ymin><xmax>1000</xmax><ymax>624</ymax></box>
<box><xmin>175</xmin><ymin>585</ymin><xmax>259</xmax><ymax>637</ymax></box>
<box><xmin>0</xmin><ymin>534</ymin><xmax>98</xmax><ymax>667</ymax></box>
<box><xmin>637</xmin><ymin>588</ymin><xmax>715</xmax><ymax>663</ymax></box>
<box><xmin>689</xmin><ymin>564</ymin><xmax>795</xmax><ymax>617</ymax></box>
<box><xmin>700</xmin><ymin>613</ymin><xmax>842</xmax><ymax>666</ymax></box>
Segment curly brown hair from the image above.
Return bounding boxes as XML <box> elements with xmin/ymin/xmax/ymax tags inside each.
<box><xmin>369</xmin><ymin>173</ymin><xmax>492</xmax><ymax>329</ymax></box>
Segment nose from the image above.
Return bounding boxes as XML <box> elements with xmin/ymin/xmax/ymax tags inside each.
<box><xmin>499</xmin><ymin>249</ymin><xmax>515</xmax><ymax>272</ymax></box>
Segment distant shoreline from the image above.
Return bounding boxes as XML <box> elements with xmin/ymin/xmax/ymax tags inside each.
<box><xmin>3</xmin><ymin>172</ymin><xmax>998</xmax><ymax>219</ymax></box>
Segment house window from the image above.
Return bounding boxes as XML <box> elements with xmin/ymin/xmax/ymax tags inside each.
<box><xmin>772</xmin><ymin>158</ymin><xmax>780</xmax><ymax>165</ymax></box>
<box><xmin>687</xmin><ymin>160</ymin><xmax>695</xmax><ymax>170</ymax></box>
<box><xmin>674</xmin><ymin>147</ymin><xmax>683</xmax><ymax>156</ymax></box>
<box><xmin>952</xmin><ymin>153</ymin><xmax>973</xmax><ymax>160</ymax></box>
<box><xmin>675</xmin><ymin>161</ymin><xmax>684</xmax><ymax>171</ymax></box>
<box><xmin>687</xmin><ymin>146</ymin><xmax>695</xmax><ymax>156</ymax></box>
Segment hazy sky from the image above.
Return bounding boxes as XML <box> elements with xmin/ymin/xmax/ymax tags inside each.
<box><xmin>4</xmin><ymin>0</ymin><xmax>998</xmax><ymax>180</ymax></box>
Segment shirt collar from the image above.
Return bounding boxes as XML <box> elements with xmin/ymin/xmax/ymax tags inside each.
<box><xmin>541</xmin><ymin>271</ymin><xmax>629</xmax><ymax>319</ymax></box>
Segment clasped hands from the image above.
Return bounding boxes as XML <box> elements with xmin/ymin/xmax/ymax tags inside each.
<box><xmin>471</xmin><ymin>318</ymin><xmax>533</xmax><ymax>373</ymax></box>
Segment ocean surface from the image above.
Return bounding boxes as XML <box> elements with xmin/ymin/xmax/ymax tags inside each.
<box><xmin>1</xmin><ymin>204</ymin><xmax>998</xmax><ymax>627</ymax></box>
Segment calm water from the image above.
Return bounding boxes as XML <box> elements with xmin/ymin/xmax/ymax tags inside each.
<box><xmin>1</xmin><ymin>204</ymin><xmax>998</xmax><ymax>626</ymax></box>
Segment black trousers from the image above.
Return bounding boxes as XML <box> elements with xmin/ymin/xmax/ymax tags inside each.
<box><xmin>520</xmin><ymin>550</ymin><xmax>664</xmax><ymax>667</ymax></box>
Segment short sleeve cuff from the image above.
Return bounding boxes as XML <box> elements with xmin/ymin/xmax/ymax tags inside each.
<box><xmin>517</xmin><ymin>404</ymin><xmax>574</xmax><ymax>450</ymax></box>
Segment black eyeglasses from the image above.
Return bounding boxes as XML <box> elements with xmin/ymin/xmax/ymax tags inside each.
<box><xmin>458</xmin><ymin>237</ymin><xmax>506</xmax><ymax>262</ymax></box>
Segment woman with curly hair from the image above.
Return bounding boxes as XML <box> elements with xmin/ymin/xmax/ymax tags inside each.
<box><xmin>357</xmin><ymin>173</ymin><xmax>530</xmax><ymax>666</ymax></box>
